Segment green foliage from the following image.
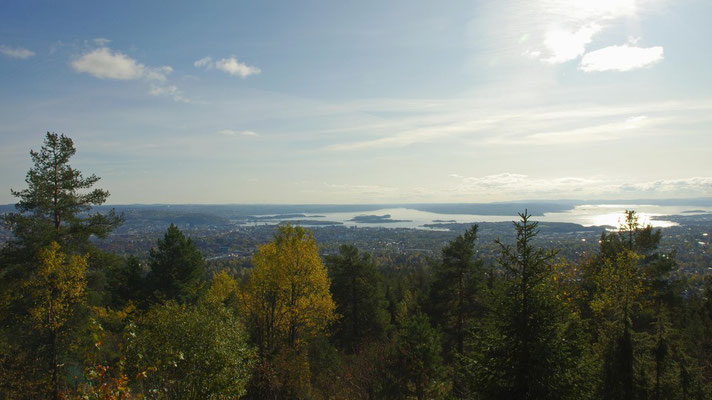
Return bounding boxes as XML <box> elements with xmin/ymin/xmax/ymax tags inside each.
<box><xmin>590</xmin><ymin>210</ymin><xmax>695</xmax><ymax>400</ymax></box>
<box><xmin>428</xmin><ymin>224</ymin><xmax>483</xmax><ymax>357</ymax></box>
<box><xmin>106</xmin><ymin>256</ymin><xmax>145</xmax><ymax>308</ymax></box>
<box><xmin>124</xmin><ymin>301</ymin><xmax>255</xmax><ymax>399</ymax></box>
<box><xmin>464</xmin><ymin>211</ymin><xmax>593</xmax><ymax>400</ymax></box>
<box><xmin>3</xmin><ymin>132</ymin><xmax>712</xmax><ymax>399</ymax></box>
<box><xmin>382</xmin><ymin>312</ymin><xmax>445</xmax><ymax>400</ymax></box>
<box><xmin>326</xmin><ymin>244</ymin><xmax>390</xmax><ymax>352</ymax></box>
<box><xmin>146</xmin><ymin>224</ymin><xmax>206</xmax><ymax>304</ymax></box>
<box><xmin>2</xmin><ymin>132</ymin><xmax>121</xmax><ymax>257</ymax></box>
<box><xmin>591</xmin><ymin>249</ymin><xmax>644</xmax><ymax>328</ymax></box>
<box><xmin>0</xmin><ymin>242</ymin><xmax>90</xmax><ymax>399</ymax></box>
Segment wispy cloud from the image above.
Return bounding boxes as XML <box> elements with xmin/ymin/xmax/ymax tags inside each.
<box><xmin>619</xmin><ymin>177</ymin><xmax>712</xmax><ymax>194</ymax></box>
<box><xmin>149</xmin><ymin>84</ymin><xmax>191</xmax><ymax>103</ymax></box>
<box><xmin>322</xmin><ymin>98</ymin><xmax>711</xmax><ymax>151</ymax></box>
<box><xmin>323</xmin><ymin>182</ymin><xmax>400</xmax><ymax>196</ymax></box>
<box><xmin>487</xmin><ymin>115</ymin><xmax>654</xmax><ymax>146</ymax></box>
<box><xmin>580</xmin><ymin>44</ymin><xmax>664</xmax><ymax>72</ymax></box>
<box><xmin>92</xmin><ymin>38</ymin><xmax>111</xmax><ymax>46</ymax></box>
<box><xmin>0</xmin><ymin>45</ymin><xmax>35</xmax><ymax>59</ymax></box>
<box><xmin>218</xmin><ymin>129</ymin><xmax>258</xmax><ymax>137</ymax></box>
<box><xmin>194</xmin><ymin>56</ymin><xmax>261</xmax><ymax>78</ymax></box>
<box><xmin>451</xmin><ymin>173</ymin><xmax>603</xmax><ymax>196</ymax></box>
<box><xmin>448</xmin><ymin>173</ymin><xmax>712</xmax><ymax>199</ymax></box>
<box><xmin>194</xmin><ymin>56</ymin><xmax>212</xmax><ymax>68</ymax></box>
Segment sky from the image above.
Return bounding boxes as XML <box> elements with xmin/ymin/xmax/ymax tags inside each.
<box><xmin>1</xmin><ymin>0</ymin><xmax>711</xmax><ymax>204</ymax></box>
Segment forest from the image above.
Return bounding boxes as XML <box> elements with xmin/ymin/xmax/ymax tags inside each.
<box><xmin>1</xmin><ymin>133</ymin><xmax>711</xmax><ymax>399</ymax></box>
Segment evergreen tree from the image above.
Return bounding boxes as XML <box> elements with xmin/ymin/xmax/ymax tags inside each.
<box><xmin>465</xmin><ymin>211</ymin><xmax>591</xmax><ymax>400</ymax></box>
<box><xmin>2</xmin><ymin>132</ymin><xmax>121</xmax><ymax>257</ymax></box>
<box><xmin>383</xmin><ymin>312</ymin><xmax>445</xmax><ymax>400</ymax></box>
<box><xmin>107</xmin><ymin>256</ymin><xmax>145</xmax><ymax>308</ymax></box>
<box><xmin>145</xmin><ymin>224</ymin><xmax>206</xmax><ymax>304</ymax></box>
<box><xmin>591</xmin><ymin>210</ymin><xmax>687</xmax><ymax>399</ymax></box>
<box><xmin>325</xmin><ymin>244</ymin><xmax>389</xmax><ymax>352</ymax></box>
<box><xmin>0</xmin><ymin>133</ymin><xmax>119</xmax><ymax>398</ymax></box>
<box><xmin>429</xmin><ymin>225</ymin><xmax>483</xmax><ymax>355</ymax></box>
<box><xmin>427</xmin><ymin>224</ymin><xmax>484</xmax><ymax>396</ymax></box>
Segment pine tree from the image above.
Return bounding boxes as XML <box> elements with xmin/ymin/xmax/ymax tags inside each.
<box><xmin>145</xmin><ymin>224</ymin><xmax>206</xmax><ymax>304</ymax></box>
<box><xmin>2</xmin><ymin>132</ymin><xmax>121</xmax><ymax>256</ymax></box>
<box><xmin>0</xmin><ymin>133</ymin><xmax>119</xmax><ymax>398</ymax></box>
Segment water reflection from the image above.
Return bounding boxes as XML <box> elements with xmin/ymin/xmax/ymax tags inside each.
<box><xmin>248</xmin><ymin>204</ymin><xmax>711</xmax><ymax>229</ymax></box>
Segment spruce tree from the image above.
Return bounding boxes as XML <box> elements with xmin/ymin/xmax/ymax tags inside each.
<box><xmin>465</xmin><ymin>211</ymin><xmax>591</xmax><ymax>400</ymax></box>
<box><xmin>429</xmin><ymin>224</ymin><xmax>483</xmax><ymax>355</ymax></box>
<box><xmin>325</xmin><ymin>244</ymin><xmax>389</xmax><ymax>352</ymax></box>
<box><xmin>145</xmin><ymin>224</ymin><xmax>206</xmax><ymax>304</ymax></box>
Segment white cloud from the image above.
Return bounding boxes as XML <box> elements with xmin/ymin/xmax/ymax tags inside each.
<box><xmin>218</xmin><ymin>129</ymin><xmax>258</xmax><ymax>137</ymax></box>
<box><xmin>194</xmin><ymin>55</ymin><xmax>261</xmax><ymax>78</ymax></box>
<box><xmin>216</xmin><ymin>57</ymin><xmax>261</xmax><ymax>77</ymax></box>
<box><xmin>72</xmin><ymin>45</ymin><xmax>192</xmax><ymax>102</ymax></box>
<box><xmin>72</xmin><ymin>47</ymin><xmax>172</xmax><ymax>81</ymax></box>
<box><xmin>580</xmin><ymin>44</ymin><xmax>664</xmax><ymax>72</ymax></box>
<box><xmin>541</xmin><ymin>24</ymin><xmax>600</xmax><ymax>63</ymax></box>
<box><xmin>0</xmin><ymin>45</ymin><xmax>35</xmax><ymax>59</ymax></box>
<box><xmin>519</xmin><ymin>0</ymin><xmax>664</xmax><ymax>66</ymax></box>
<box><xmin>194</xmin><ymin>56</ymin><xmax>212</xmax><ymax>68</ymax></box>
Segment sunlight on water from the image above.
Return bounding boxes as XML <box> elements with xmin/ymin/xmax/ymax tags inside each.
<box><xmin>589</xmin><ymin>211</ymin><xmax>676</xmax><ymax>228</ymax></box>
<box><xmin>247</xmin><ymin>204</ymin><xmax>712</xmax><ymax>229</ymax></box>
<box><xmin>538</xmin><ymin>204</ymin><xmax>708</xmax><ymax>228</ymax></box>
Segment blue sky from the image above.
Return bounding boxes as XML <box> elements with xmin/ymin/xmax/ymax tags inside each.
<box><xmin>1</xmin><ymin>0</ymin><xmax>711</xmax><ymax>204</ymax></box>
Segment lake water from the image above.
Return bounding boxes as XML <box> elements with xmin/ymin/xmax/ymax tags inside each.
<box><xmin>249</xmin><ymin>204</ymin><xmax>712</xmax><ymax>230</ymax></box>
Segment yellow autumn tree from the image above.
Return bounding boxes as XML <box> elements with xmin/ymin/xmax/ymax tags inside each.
<box><xmin>24</xmin><ymin>241</ymin><xmax>88</xmax><ymax>399</ymax></box>
<box><xmin>205</xmin><ymin>269</ymin><xmax>241</xmax><ymax>307</ymax></box>
<box><xmin>591</xmin><ymin>249</ymin><xmax>644</xmax><ymax>330</ymax></box>
<box><xmin>243</xmin><ymin>224</ymin><xmax>337</xmax><ymax>354</ymax></box>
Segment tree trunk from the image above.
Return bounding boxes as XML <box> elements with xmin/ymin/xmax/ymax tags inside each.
<box><xmin>50</xmin><ymin>330</ymin><xmax>59</xmax><ymax>400</ymax></box>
